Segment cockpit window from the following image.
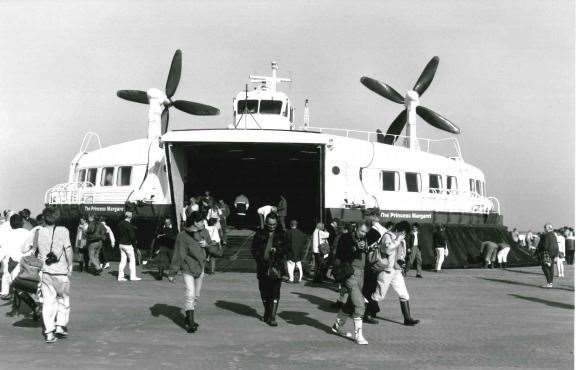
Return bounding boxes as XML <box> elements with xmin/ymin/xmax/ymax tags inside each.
<box><xmin>259</xmin><ymin>100</ymin><xmax>283</xmax><ymax>114</ymax></box>
<box><xmin>237</xmin><ymin>100</ymin><xmax>258</xmax><ymax>114</ymax></box>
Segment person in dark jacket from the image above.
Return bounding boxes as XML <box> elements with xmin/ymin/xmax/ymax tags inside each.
<box><xmin>154</xmin><ymin>218</ymin><xmax>178</xmax><ymax>280</ymax></box>
<box><xmin>480</xmin><ymin>241</ymin><xmax>499</xmax><ymax>268</ymax></box>
<box><xmin>251</xmin><ymin>213</ymin><xmax>287</xmax><ymax>327</ymax></box>
<box><xmin>362</xmin><ymin>216</ymin><xmax>388</xmax><ymax>324</ymax></box>
<box><xmin>116</xmin><ymin>211</ymin><xmax>140</xmax><ymax>281</ymax></box>
<box><xmin>85</xmin><ymin>214</ymin><xmax>107</xmax><ymax>274</ymax></box>
<box><xmin>405</xmin><ymin>223</ymin><xmax>423</xmax><ymax>278</ymax></box>
<box><xmin>331</xmin><ymin>222</ymin><xmax>371</xmax><ymax>345</ymax></box>
<box><xmin>432</xmin><ymin>225</ymin><xmax>448</xmax><ymax>272</ymax></box>
<box><xmin>537</xmin><ymin>223</ymin><xmax>559</xmax><ymax>288</ymax></box>
<box><xmin>169</xmin><ymin>212</ymin><xmax>213</xmax><ymax>333</ymax></box>
<box><xmin>564</xmin><ymin>228</ymin><xmax>575</xmax><ymax>265</ymax></box>
<box><xmin>285</xmin><ymin>220</ymin><xmax>307</xmax><ymax>283</ymax></box>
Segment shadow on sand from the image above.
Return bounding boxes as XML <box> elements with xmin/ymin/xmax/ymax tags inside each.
<box><xmin>478</xmin><ymin>277</ymin><xmax>574</xmax><ymax>292</ymax></box>
<box><xmin>214</xmin><ymin>300</ymin><xmax>260</xmax><ymax>319</ymax></box>
<box><xmin>149</xmin><ymin>304</ymin><xmax>187</xmax><ymax>330</ymax></box>
<box><xmin>509</xmin><ymin>294</ymin><xmax>574</xmax><ymax>310</ymax></box>
<box><xmin>278</xmin><ymin>311</ymin><xmax>332</xmax><ymax>333</ymax></box>
<box><xmin>291</xmin><ymin>292</ymin><xmax>339</xmax><ymax>313</ymax></box>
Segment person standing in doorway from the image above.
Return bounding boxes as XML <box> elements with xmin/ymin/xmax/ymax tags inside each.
<box><xmin>251</xmin><ymin>214</ymin><xmax>287</xmax><ymax>327</ymax></box>
<box><xmin>34</xmin><ymin>208</ymin><xmax>73</xmax><ymax>343</ymax></box>
<box><xmin>285</xmin><ymin>220</ymin><xmax>307</xmax><ymax>283</ymax></box>
<box><xmin>234</xmin><ymin>194</ymin><xmax>250</xmax><ymax>229</ymax></box>
<box><xmin>406</xmin><ymin>223</ymin><xmax>423</xmax><ymax>278</ymax></box>
<box><xmin>433</xmin><ymin>225</ymin><xmax>448</xmax><ymax>272</ymax></box>
<box><xmin>217</xmin><ymin>199</ymin><xmax>230</xmax><ymax>243</ymax></box>
<box><xmin>116</xmin><ymin>211</ymin><xmax>141</xmax><ymax>282</ymax></box>
<box><xmin>277</xmin><ymin>195</ymin><xmax>288</xmax><ymax>231</ymax></box>
<box><xmin>536</xmin><ymin>223</ymin><xmax>559</xmax><ymax>288</ymax></box>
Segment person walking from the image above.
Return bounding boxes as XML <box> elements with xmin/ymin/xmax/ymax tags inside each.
<box><xmin>554</xmin><ymin>229</ymin><xmax>565</xmax><ymax>278</ymax></box>
<box><xmin>536</xmin><ymin>223</ymin><xmax>559</xmax><ymax>288</ymax></box>
<box><xmin>406</xmin><ymin>223</ymin><xmax>423</xmax><ymax>278</ymax></box>
<box><xmin>84</xmin><ymin>214</ymin><xmax>106</xmax><ymax>275</ymax></box>
<box><xmin>362</xmin><ymin>216</ymin><xmax>388</xmax><ymax>324</ymax></box>
<box><xmin>116</xmin><ymin>211</ymin><xmax>141</xmax><ymax>282</ymax></box>
<box><xmin>99</xmin><ymin>220</ymin><xmax>115</xmax><ymax>270</ymax></box>
<box><xmin>169</xmin><ymin>212</ymin><xmax>213</xmax><ymax>333</ymax></box>
<box><xmin>311</xmin><ymin>222</ymin><xmax>330</xmax><ymax>283</ymax></box>
<box><xmin>33</xmin><ymin>208</ymin><xmax>73</xmax><ymax>343</ymax></box>
<box><xmin>480</xmin><ymin>241</ymin><xmax>499</xmax><ymax>268</ymax></box>
<box><xmin>285</xmin><ymin>220</ymin><xmax>307</xmax><ymax>283</ymax></box>
<box><xmin>564</xmin><ymin>228</ymin><xmax>575</xmax><ymax>265</ymax></box>
<box><xmin>371</xmin><ymin>224</ymin><xmax>420</xmax><ymax>326</ymax></box>
<box><xmin>0</xmin><ymin>214</ymin><xmax>32</xmax><ymax>299</ymax></box>
<box><xmin>75</xmin><ymin>218</ymin><xmax>88</xmax><ymax>272</ymax></box>
<box><xmin>433</xmin><ymin>225</ymin><xmax>448</xmax><ymax>272</ymax></box>
<box><xmin>251</xmin><ymin>214</ymin><xmax>287</xmax><ymax>327</ymax></box>
<box><xmin>217</xmin><ymin>199</ymin><xmax>230</xmax><ymax>243</ymax></box>
<box><xmin>331</xmin><ymin>222</ymin><xmax>371</xmax><ymax>345</ymax></box>
<box><xmin>154</xmin><ymin>218</ymin><xmax>177</xmax><ymax>280</ymax></box>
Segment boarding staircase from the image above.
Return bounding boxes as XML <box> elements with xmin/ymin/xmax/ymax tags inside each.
<box><xmin>215</xmin><ymin>229</ymin><xmax>257</xmax><ymax>272</ymax></box>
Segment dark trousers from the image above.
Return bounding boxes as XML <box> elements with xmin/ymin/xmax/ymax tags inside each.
<box><xmin>363</xmin><ymin>270</ymin><xmax>380</xmax><ymax>317</ymax></box>
<box><xmin>541</xmin><ymin>263</ymin><xmax>554</xmax><ymax>284</ymax></box>
<box><xmin>313</xmin><ymin>253</ymin><xmax>325</xmax><ymax>282</ymax></box>
<box><xmin>258</xmin><ymin>278</ymin><xmax>282</xmax><ymax>301</ymax></box>
<box><xmin>407</xmin><ymin>246</ymin><xmax>422</xmax><ymax>275</ymax></box>
<box><xmin>566</xmin><ymin>250</ymin><xmax>575</xmax><ymax>265</ymax></box>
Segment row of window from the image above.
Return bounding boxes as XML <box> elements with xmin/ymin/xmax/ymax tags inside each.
<box><xmin>381</xmin><ymin>171</ymin><xmax>486</xmax><ymax>196</ymax></box>
<box><xmin>77</xmin><ymin>166</ymin><xmax>132</xmax><ymax>187</ymax></box>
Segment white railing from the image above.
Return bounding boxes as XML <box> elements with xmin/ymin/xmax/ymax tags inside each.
<box><xmin>488</xmin><ymin>196</ymin><xmax>501</xmax><ymax>215</ymax></box>
<box><xmin>45</xmin><ymin>182</ymin><xmax>95</xmax><ymax>205</ymax></box>
<box><xmin>79</xmin><ymin>132</ymin><xmax>102</xmax><ymax>153</ymax></box>
<box><xmin>304</xmin><ymin>126</ymin><xmax>462</xmax><ymax>159</ymax></box>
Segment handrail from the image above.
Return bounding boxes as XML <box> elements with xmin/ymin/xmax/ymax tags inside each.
<box><xmin>305</xmin><ymin>126</ymin><xmax>462</xmax><ymax>159</ymax></box>
<box><xmin>44</xmin><ymin>182</ymin><xmax>95</xmax><ymax>204</ymax></box>
<box><xmin>79</xmin><ymin>132</ymin><xmax>102</xmax><ymax>153</ymax></box>
<box><xmin>488</xmin><ymin>196</ymin><xmax>501</xmax><ymax>215</ymax></box>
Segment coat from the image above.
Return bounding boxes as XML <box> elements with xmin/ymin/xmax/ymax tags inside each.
<box><xmin>537</xmin><ymin>232</ymin><xmax>559</xmax><ymax>258</ymax></box>
<box><xmin>251</xmin><ymin>228</ymin><xmax>287</xmax><ymax>280</ymax></box>
<box><xmin>285</xmin><ymin>228</ymin><xmax>307</xmax><ymax>261</ymax></box>
<box><xmin>170</xmin><ymin>227</ymin><xmax>209</xmax><ymax>278</ymax></box>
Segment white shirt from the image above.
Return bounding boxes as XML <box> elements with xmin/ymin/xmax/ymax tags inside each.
<box><xmin>0</xmin><ymin>227</ymin><xmax>32</xmax><ymax>262</ymax></box>
<box><xmin>312</xmin><ymin>229</ymin><xmax>330</xmax><ymax>254</ymax></box>
<box><xmin>556</xmin><ymin>234</ymin><xmax>566</xmax><ymax>255</ymax></box>
<box><xmin>412</xmin><ymin>231</ymin><xmax>419</xmax><ymax>247</ymax></box>
<box><xmin>204</xmin><ymin>221</ymin><xmax>221</xmax><ymax>244</ymax></box>
<box><xmin>257</xmin><ymin>205</ymin><xmax>276</xmax><ymax>219</ymax></box>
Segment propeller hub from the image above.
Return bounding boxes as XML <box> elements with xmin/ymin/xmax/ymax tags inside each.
<box><xmin>405</xmin><ymin>90</ymin><xmax>420</xmax><ymax>103</ymax></box>
<box><xmin>146</xmin><ymin>88</ymin><xmax>170</xmax><ymax>105</ymax></box>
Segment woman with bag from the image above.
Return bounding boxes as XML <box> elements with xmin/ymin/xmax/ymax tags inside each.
<box><xmin>168</xmin><ymin>212</ymin><xmax>214</xmax><ymax>333</ymax></box>
<box><xmin>331</xmin><ymin>222</ymin><xmax>371</xmax><ymax>345</ymax></box>
<box><xmin>311</xmin><ymin>223</ymin><xmax>330</xmax><ymax>283</ymax></box>
<box><xmin>251</xmin><ymin>213</ymin><xmax>287</xmax><ymax>327</ymax></box>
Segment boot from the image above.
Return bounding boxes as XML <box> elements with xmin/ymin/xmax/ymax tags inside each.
<box><xmin>267</xmin><ymin>300</ymin><xmax>279</xmax><ymax>327</ymax></box>
<box><xmin>185</xmin><ymin>310</ymin><xmax>198</xmax><ymax>333</ymax></box>
<box><xmin>330</xmin><ymin>300</ymin><xmax>344</xmax><ymax>310</ymax></box>
<box><xmin>261</xmin><ymin>300</ymin><xmax>270</xmax><ymax>322</ymax></box>
<box><xmin>331</xmin><ymin>313</ymin><xmax>352</xmax><ymax>338</ymax></box>
<box><xmin>353</xmin><ymin>317</ymin><xmax>368</xmax><ymax>345</ymax></box>
<box><xmin>400</xmin><ymin>300</ymin><xmax>420</xmax><ymax>326</ymax></box>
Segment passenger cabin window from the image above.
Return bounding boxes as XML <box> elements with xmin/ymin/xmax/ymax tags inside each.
<box><xmin>87</xmin><ymin>168</ymin><xmax>98</xmax><ymax>186</ymax></box>
<box><xmin>476</xmin><ymin>180</ymin><xmax>483</xmax><ymax>196</ymax></box>
<box><xmin>101</xmin><ymin>167</ymin><xmax>115</xmax><ymax>187</ymax></box>
<box><xmin>78</xmin><ymin>169</ymin><xmax>86</xmax><ymax>183</ymax></box>
<box><xmin>469</xmin><ymin>179</ymin><xmax>476</xmax><ymax>194</ymax></box>
<box><xmin>237</xmin><ymin>100</ymin><xmax>258</xmax><ymax>114</ymax></box>
<box><xmin>429</xmin><ymin>174</ymin><xmax>443</xmax><ymax>193</ymax></box>
<box><xmin>117</xmin><ymin>166</ymin><xmax>132</xmax><ymax>186</ymax></box>
<box><xmin>382</xmin><ymin>171</ymin><xmax>399</xmax><ymax>191</ymax></box>
<box><xmin>405</xmin><ymin>172</ymin><xmax>421</xmax><ymax>192</ymax></box>
<box><xmin>259</xmin><ymin>100</ymin><xmax>283</xmax><ymax>114</ymax></box>
<box><xmin>447</xmin><ymin>176</ymin><xmax>458</xmax><ymax>194</ymax></box>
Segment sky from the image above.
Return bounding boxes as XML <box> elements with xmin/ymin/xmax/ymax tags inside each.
<box><xmin>0</xmin><ymin>0</ymin><xmax>573</xmax><ymax>230</ymax></box>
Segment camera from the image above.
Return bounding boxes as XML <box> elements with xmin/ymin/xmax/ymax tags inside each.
<box><xmin>45</xmin><ymin>251</ymin><xmax>59</xmax><ymax>266</ymax></box>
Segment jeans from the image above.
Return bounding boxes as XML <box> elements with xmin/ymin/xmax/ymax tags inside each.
<box><xmin>287</xmin><ymin>260</ymin><xmax>303</xmax><ymax>282</ymax></box>
<box><xmin>40</xmin><ymin>273</ymin><xmax>70</xmax><ymax>334</ymax></box>
<box><xmin>313</xmin><ymin>253</ymin><xmax>325</xmax><ymax>282</ymax></box>
<box><xmin>372</xmin><ymin>269</ymin><xmax>410</xmax><ymax>302</ymax></box>
<box><xmin>407</xmin><ymin>246</ymin><xmax>422</xmax><ymax>275</ymax></box>
<box><xmin>339</xmin><ymin>268</ymin><xmax>365</xmax><ymax>318</ymax></box>
<box><xmin>566</xmin><ymin>250</ymin><xmax>574</xmax><ymax>265</ymax></box>
<box><xmin>541</xmin><ymin>263</ymin><xmax>554</xmax><ymax>284</ymax></box>
<box><xmin>118</xmin><ymin>244</ymin><xmax>137</xmax><ymax>279</ymax></box>
<box><xmin>183</xmin><ymin>272</ymin><xmax>204</xmax><ymax>310</ymax></box>
<box><xmin>87</xmin><ymin>241</ymin><xmax>102</xmax><ymax>270</ymax></box>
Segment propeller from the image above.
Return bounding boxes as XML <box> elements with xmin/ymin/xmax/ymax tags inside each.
<box><xmin>117</xmin><ymin>49</ymin><xmax>220</xmax><ymax>134</ymax></box>
<box><xmin>361</xmin><ymin>56</ymin><xmax>460</xmax><ymax>145</ymax></box>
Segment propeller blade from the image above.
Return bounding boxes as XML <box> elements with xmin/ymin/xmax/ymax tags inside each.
<box><xmin>360</xmin><ymin>77</ymin><xmax>404</xmax><ymax>104</ymax></box>
<box><xmin>416</xmin><ymin>106</ymin><xmax>460</xmax><ymax>134</ymax></box>
<box><xmin>383</xmin><ymin>109</ymin><xmax>408</xmax><ymax>144</ymax></box>
<box><xmin>161</xmin><ymin>107</ymin><xmax>169</xmax><ymax>134</ymax></box>
<box><xmin>116</xmin><ymin>90</ymin><xmax>149</xmax><ymax>104</ymax></box>
<box><xmin>165</xmin><ymin>50</ymin><xmax>182</xmax><ymax>98</ymax></box>
<box><xmin>172</xmin><ymin>100</ymin><xmax>220</xmax><ymax>116</ymax></box>
<box><xmin>413</xmin><ymin>56</ymin><xmax>439</xmax><ymax>95</ymax></box>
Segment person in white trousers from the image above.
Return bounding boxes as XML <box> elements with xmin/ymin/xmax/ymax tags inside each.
<box><xmin>33</xmin><ymin>208</ymin><xmax>73</xmax><ymax>343</ymax></box>
<box><xmin>0</xmin><ymin>214</ymin><xmax>31</xmax><ymax>298</ymax></box>
<box><xmin>116</xmin><ymin>212</ymin><xmax>140</xmax><ymax>281</ymax></box>
<box><xmin>496</xmin><ymin>242</ymin><xmax>511</xmax><ymax>268</ymax></box>
<box><xmin>554</xmin><ymin>230</ymin><xmax>565</xmax><ymax>278</ymax></box>
<box><xmin>433</xmin><ymin>225</ymin><xmax>448</xmax><ymax>272</ymax></box>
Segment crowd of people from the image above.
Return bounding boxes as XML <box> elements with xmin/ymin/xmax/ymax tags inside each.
<box><xmin>0</xmin><ymin>203</ymin><xmax>572</xmax><ymax>345</ymax></box>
